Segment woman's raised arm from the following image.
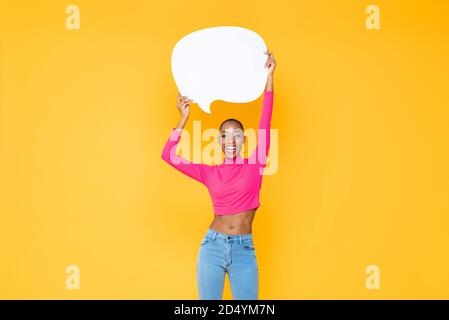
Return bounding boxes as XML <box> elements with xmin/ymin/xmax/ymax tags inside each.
<box><xmin>249</xmin><ymin>50</ymin><xmax>276</xmax><ymax>167</ymax></box>
<box><xmin>161</xmin><ymin>95</ymin><xmax>208</xmax><ymax>184</ymax></box>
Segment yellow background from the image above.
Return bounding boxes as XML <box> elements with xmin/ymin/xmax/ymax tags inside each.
<box><xmin>1</xmin><ymin>0</ymin><xmax>448</xmax><ymax>299</ymax></box>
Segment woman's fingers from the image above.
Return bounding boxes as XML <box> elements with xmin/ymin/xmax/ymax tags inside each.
<box><xmin>263</xmin><ymin>50</ymin><xmax>276</xmax><ymax>71</ymax></box>
<box><xmin>264</xmin><ymin>50</ymin><xmax>273</xmax><ymax>63</ymax></box>
<box><xmin>181</xmin><ymin>99</ymin><xmax>193</xmax><ymax>108</ymax></box>
<box><xmin>265</xmin><ymin>56</ymin><xmax>272</xmax><ymax>67</ymax></box>
<box><xmin>265</xmin><ymin>50</ymin><xmax>274</xmax><ymax>58</ymax></box>
<box><xmin>178</xmin><ymin>97</ymin><xmax>191</xmax><ymax>112</ymax></box>
<box><xmin>178</xmin><ymin>95</ymin><xmax>192</xmax><ymax>104</ymax></box>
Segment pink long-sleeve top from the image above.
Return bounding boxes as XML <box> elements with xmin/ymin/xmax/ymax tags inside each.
<box><xmin>161</xmin><ymin>90</ymin><xmax>274</xmax><ymax>215</ymax></box>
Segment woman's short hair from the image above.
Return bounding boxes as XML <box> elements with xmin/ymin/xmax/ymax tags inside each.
<box><xmin>219</xmin><ymin>118</ymin><xmax>244</xmax><ymax>132</ymax></box>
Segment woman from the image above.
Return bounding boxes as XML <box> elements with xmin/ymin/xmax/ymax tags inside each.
<box><xmin>161</xmin><ymin>51</ymin><xmax>276</xmax><ymax>300</ymax></box>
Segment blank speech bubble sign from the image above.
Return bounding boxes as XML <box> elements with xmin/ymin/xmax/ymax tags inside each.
<box><xmin>171</xmin><ymin>26</ymin><xmax>269</xmax><ymax>114</ymax></box>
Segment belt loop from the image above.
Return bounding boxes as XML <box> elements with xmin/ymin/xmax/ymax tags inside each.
<box><xmin>239</xmin><ymin>235</ymin><xmax>242</xmax><ymax>245</ymax></box>
<box><xmin>212</xmin><ymin>231</ymin><xmax>217</xmax><ymax>241</ymax></box>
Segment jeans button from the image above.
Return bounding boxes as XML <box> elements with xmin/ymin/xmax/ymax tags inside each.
<box><xmin>227</xmin><ymin>236</ymin><xmax>231</xmax><ymax>239</ymax></box>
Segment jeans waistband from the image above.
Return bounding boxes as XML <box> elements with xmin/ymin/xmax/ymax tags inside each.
<box><xmin>205</xmin><ymin>228</ymin><xmax>253</xmax><ymax>242</ymax></box>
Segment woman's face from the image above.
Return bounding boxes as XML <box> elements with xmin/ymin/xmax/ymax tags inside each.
<box><xmin>220</xmin><ymin>122</ymin><xmax>245</xmax><ymax>159</ymax></box>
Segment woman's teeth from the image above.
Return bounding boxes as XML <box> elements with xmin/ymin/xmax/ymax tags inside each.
<box><xmin>225</xmin><ymin>146</ymin><xmax>236</xmax><ymax>151</ymax></box>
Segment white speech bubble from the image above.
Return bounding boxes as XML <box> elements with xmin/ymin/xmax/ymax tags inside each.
<box><xmin>171</xmin><ymin>26</ymin><xmax>269</xmax><ymax>114</ymax></box>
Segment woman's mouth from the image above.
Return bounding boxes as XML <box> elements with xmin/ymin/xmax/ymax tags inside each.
<box><xmin>225</xmin><ymin>146</ymin><xmax>236</xmax><ymax>152</ymax></box>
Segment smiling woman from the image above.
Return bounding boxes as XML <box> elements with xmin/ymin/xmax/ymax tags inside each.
<box><xmin>161</xmin><ymin>88</ymin><xmax>274</xmax><ymax>216</ymax></box>
<box><xmin>161</xmin><ymin>50</ymin><xmax>276</xmax><ymax>300</ymax></box>
<box><xmin>219</xmin><ymin>118</ymin><xmax>245</xmax><ymax>159</ymax></box>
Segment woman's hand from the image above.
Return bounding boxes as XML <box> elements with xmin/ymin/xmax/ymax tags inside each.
<box><xmin>264</xmin><ymin>50</ymin><xmax>276</xmax><ymax>76</ymax></box>
<box><xmin>177</xmin><ymin>94</ymin><xmax>193</xmax><ymax>120</ymax></box>
<box><xmin>264</xmin><ymin>50</ymin><xmax>275</xmax><ymax>91</ymax></box>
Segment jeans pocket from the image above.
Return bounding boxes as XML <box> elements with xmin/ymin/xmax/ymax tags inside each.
<box><xmin>242</xmin><ymin>239</ymin><xmax>255</xmax><ymax>251</ymax></box>
<box><xmin>200</xmin><ymin>237</ymin><xmax>212</xmax><ymax>246</ymax></box>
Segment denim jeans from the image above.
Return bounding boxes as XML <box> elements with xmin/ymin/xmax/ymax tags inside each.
<box><xmin>196</xmin><ymin>228</ymin><xmax>259</xmax><ymax>300</ymax></box>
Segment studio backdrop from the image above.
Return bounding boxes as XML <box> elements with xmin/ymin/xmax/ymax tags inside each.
<box><xmin>1</xmin><ymin>0</ymin><xmax>448</xmax><ymax>299</ymax></box>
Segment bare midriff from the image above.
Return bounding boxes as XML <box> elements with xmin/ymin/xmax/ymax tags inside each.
<box><xmin>209</xmin><ymin>208</ymin><xmax>257</xmax><ymax>235</ymax></box>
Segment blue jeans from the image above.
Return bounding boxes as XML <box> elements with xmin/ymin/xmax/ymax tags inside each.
<box><xmin>196</xmin><ymin>228</ymin><xmax>259</xmax><ymax>300</ymax></box>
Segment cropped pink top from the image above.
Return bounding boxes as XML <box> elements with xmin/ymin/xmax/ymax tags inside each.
<box><xmin>161</xmin><ymin>90</ymin><xmax>274</xmax><ymax>215</ymax></box>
